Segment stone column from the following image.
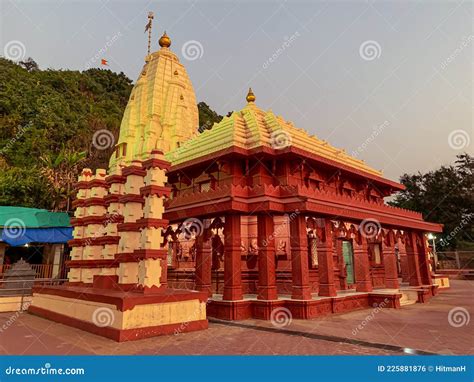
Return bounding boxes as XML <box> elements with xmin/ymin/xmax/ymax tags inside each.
<box><xmin>84</xmin><ymin>169</ymin><xmax>110</xmax><ymax>283</ymax></box>
<box><xmin>398</xmin><ymin>238</ymin><xmax>409</xmax><ymax>283</ymax></box>
<box><xmin>382</xmin><ymin>230</ymin><xmax>399</xmax><ymax>289</ymax></box>
<box><xmin>116</xmin><ymin>160</ymin><xmax>145</xmax><ymax>287</ymax></box>
<box><xmin>69</xmin><ymin>168</ymin><xmax>109</xmax><ymax>285</ymax></box>
<box><xmin>103</xmin><ymin>166</ymin><xmax>126</xmax><ymax>263</ymax></box>
<box><xmin>223</xmin><ymin>215</ymin><xmax>243</xmax><ymax>301</ymax></box>
<box><xmin>195</xmin><ymin>219</ymin><xmax>212</xmax><ymax>297</ymax></box>
<box><xmin>68</xmin><ymin>168</ymin><xmax>91</xmax><ymax>284</ymax></box>
<box><xmin>316</xmin><ymin>219</ymin><xmax>337</xmax><ymax>297</ymax></box>
<box><xmin>419</xmin><ymin>233</ymin><xmax>433</xmax><ymax>285</ymax></box>
<box><xmin>289</xmin><ymin>214</ymin><xmax>312</xmax><ymax>299</ymax></box>
<box><xmin>257</xmin><ymin>214</ymin><xmax>278</xmax><ymax>300</ymax></box>
<box><xmin>354</xmin><ymin>233</ymin><xmax>373</xmax><ymax>292</ymax></box>
<box><xmin>134</xmin><ymin>151</ymin><xmax>171</xmax><ymax>293</ymax></box>
<box><xmin>406</xmin><ymin>231</ymin><xmax>422</xmax><ymax>287</ymax></box>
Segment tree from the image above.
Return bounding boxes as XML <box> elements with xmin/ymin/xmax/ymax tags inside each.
<box><xmin>198</xmin><ymin>102</ymin><xmax>223</xmax><ymax>132</ymax></box>
<box><xmin>18</xmin><ymin>57</ymin><xmax>38</xmax><ymax>72</ymax></box>
<box><xmin>39</xmin><ymin>148</ymin><xmax>87</xmax><ymax>211</ymax></box>
<box><xmin>389</xmin><ymin>153</ymin><xmax>473</xmax><ymax>250</ymax></box>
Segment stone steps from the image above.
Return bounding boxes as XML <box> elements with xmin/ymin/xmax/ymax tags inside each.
<box><xmin>399</xmin><ymin>290</ymin><xmax>418</xmax><ymax>306</ymax></box>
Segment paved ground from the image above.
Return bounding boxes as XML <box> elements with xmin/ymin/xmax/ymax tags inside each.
<box><xmin>0</xmin><ymin>280</ymin><xmax>472</xmax><ymax>355</ymax></box>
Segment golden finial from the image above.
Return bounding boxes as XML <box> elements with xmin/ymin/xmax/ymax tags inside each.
<box><xmin>246</xmin><ymin>87</ymin><xmax>256</xmax><ymax>103</ymax></box>
<box><xmin>159</xmin><ymin>31</ymin><xmax>171</xmax><ymax>48</ymax></box>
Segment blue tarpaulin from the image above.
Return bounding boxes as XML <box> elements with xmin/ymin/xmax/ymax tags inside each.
<box><xmin>0</xmin><ymin>227</ymin><xmax>73</xmax><ymax>246</ymax></box>
<box><xmin>0</xmin><ymin>206</ymin><xmax>73</xmax><ymax>246</ymax></box>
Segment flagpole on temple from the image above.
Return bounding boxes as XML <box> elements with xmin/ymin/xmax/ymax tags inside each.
<box><xmin>145</xmin><ymin>11</ymin><xmax>154</xmax><ymax>55</ymax></box>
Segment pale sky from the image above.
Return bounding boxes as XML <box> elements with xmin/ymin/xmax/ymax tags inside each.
<box><xmin>1</xmin><ymin>0</ymin><xmax>472</xmax><ymax>182</ymax></box>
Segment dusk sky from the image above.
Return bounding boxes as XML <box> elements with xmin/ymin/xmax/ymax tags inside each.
<box><xmin>2</xmin><ymin>0</ymin><xmax>472</xmax><ymax>182</ymax></box>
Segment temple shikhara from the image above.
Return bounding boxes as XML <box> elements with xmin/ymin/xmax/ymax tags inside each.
<box><xmin>29</xmin><ymin>24</ymin><xmax>445</xmax><ymax>341</ymax></box>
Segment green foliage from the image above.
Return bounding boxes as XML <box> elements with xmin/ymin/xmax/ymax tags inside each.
<box><xmin>0</xmin><ymin>57</ymin><xmax>133</xmax><ymax>210</ymax></box>
<box><xmin>389</xmin><ymin>154</ymin><xmax>473</xmax><ymax>250</ymax></box>
<box><xmin>0</xmin><ymin>58</ymin><xmax>223</xmax><ymax>211</ymax></box>
<box><xmin>0</xmin><ymin>166</ymin><xmax>51</xmax><ymax>209</ymax></box>
<box><xmin>198</xmin><ymin>101</ymin><xmax>223</xmax><ymax>132</ymax></box>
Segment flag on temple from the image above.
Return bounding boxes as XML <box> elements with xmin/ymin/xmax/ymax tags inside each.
<box><xmin>101</xmin><ymin>59</ymin><xmax>109</xmax><ymax>66</ymax></box>
<box><xmin>145</xmin><ymin>20</ymin><xmax>152</xmax><ymax>33</ymax></box>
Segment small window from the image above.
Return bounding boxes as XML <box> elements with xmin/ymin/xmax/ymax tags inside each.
<box><xmin>200</xmin><ymin>181</ymin><xmax>211</xmax><ymax>192</ymax></box>
<box><xmin>371</xmin><ymin>243</ymin><xmax>382</xmax><ymax>265</ymax></box>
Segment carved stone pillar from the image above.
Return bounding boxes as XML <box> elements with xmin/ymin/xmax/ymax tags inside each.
<box><xmin>223</xmin><ymin>215</ymin><xmax>243</xmax><ymax>301</ymax></box>
<box><xmin>316</xmin><ymin>219</ymin><xmax>337</xmax><ymax>297</ymax></box>
<box><xmin>419</xmin><ymin>234</ymin><xmax>433</xmax><ymax>285</ymax></box>
<box><xmin>354</xmin><ymin>232</ymin><xmax>373</xmax><ymax>292</ymax></box>
<box><xmin>382</xmin><ymin>230</ymin><xmax>399</xmax><ymax>289</ymax></box>
<box><xmin>397</xmin><ymin>236</ymin><xmax>409</xmax><ymax>283</ymax></box>
<box><xmin>195</xmin><ymin>219</ymin><xmax>212</xmax><ymax>297</ymax></box>
<box><xmin>116</xmin><ymin>160</ymin><xmax>145</xmax><ymax>287</ymax></box>
<box><xmin>289</xmin><ymin>214</ymin><xmax>312</xmax><ymax>299</ymax></box>
<box><xmin>406</xmin><ymin>231</ymin><xmax>422</xmax><ymax>287</ymax></box>
<box><xmin>257</xmin><ymin>214</ymin><xmax>278</xmax><ymax>300</ymax></box>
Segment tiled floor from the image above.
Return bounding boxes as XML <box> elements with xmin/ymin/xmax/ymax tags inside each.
<box><xmin>0</xmin><ymin>280</ymin><xmax>471</xmax><ymax>355</ymax></box>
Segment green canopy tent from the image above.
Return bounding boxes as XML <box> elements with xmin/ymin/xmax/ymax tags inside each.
<box><xmin>0</xmin><ymin>207</ymin><xmax>72</xmax><ymax>246</ymax></box>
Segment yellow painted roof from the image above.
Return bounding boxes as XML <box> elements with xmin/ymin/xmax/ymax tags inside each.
<box><xmin>166</xmin><ymin>101</ymin><xmax>382</xmax><ymax>177</ymax></box>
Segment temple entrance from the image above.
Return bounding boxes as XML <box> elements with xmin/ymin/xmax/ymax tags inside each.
<box><xmin>342</xmin><ymin>241</ymin><xmax>355</xmax><ymax>285</ymax></box>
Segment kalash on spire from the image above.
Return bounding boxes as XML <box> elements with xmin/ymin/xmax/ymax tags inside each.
<box><xmin>109</xmin><ymin>30</ymin><xmax>199</xmax><ymax>171</ymax></box>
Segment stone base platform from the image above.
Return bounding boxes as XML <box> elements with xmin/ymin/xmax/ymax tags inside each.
<box><xmin>28</xmin><ymin>285</ymin><xmax>208</xmax><ymax>342</ymax></box>
<box><xmin>432</xmin><ymin>274</ymin><xmax>450</xmax><ymax>289</ymax></box>
<box><xmin>208</xmin><ymin>290</ymin><xmax>405</xmax><ymax>321</ymax></box>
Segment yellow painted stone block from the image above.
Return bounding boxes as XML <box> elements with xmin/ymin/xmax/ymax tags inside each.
<box><xmin>118</xmin><ymin>262</ymin><xmax>138</xmax><ymax>285</ymax></box>
<box><xmin>138</xmin><ymin>258</ymin><xmax>161</xmax><ymax>288</ymax></box>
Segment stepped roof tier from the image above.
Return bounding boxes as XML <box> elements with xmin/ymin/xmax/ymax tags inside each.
<box><xmin>109</xmin><ymin>32</ymin><xmax>198</xmax><ymax>171</ymax></box>
<box><xmin>167</xmin><ymin>89</ymin><xmax>402</xmax><ymax>190</ymax></box>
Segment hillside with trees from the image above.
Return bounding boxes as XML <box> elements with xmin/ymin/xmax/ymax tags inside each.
<box><xmin>0</xmin><ymin>58</ymin><xmax>222</xmax><ymax>210</ymax></box>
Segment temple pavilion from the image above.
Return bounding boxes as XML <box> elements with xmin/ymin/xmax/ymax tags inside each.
<box><xmin>29</xmin><ymin>30</ymin><xmax>444</xmax><ymax>340</ymax></box>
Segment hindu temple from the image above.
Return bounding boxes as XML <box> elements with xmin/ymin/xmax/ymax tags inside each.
<box><xmin>29</xmin><ymin>29</ymin><xmax>445</xmax><ymax>341</ymax></box>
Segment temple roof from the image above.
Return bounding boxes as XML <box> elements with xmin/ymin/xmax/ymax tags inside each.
<box><xmin>166</xmin><ymin>92</ymin><xmax>382</xmax><ymax>177</ymax></box>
